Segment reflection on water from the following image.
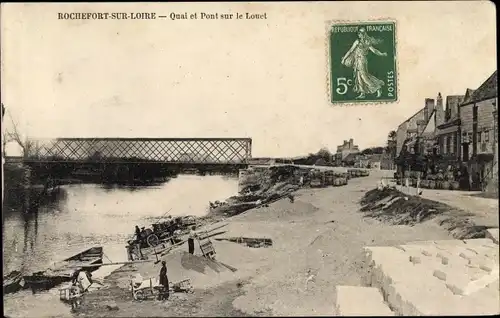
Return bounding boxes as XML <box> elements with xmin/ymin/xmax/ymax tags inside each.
<box><xmin>2</xmin><ymin>174</ymin><xmax>238</xmax><ymax>318</ymax></box>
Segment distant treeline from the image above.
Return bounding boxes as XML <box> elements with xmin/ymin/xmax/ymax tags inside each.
<box><xmin>293</xmin><ymin>148</ymin><xmax>335</xmax><ymax>166</ymax></box>
<box><xmin>360</xmin><ymin>147</ymin><xmax>385</xmax><ymax>155</ymax></box>
<box><xmin>291</xmin><ymin>146</ymin><xmax>386</xmax><ymax>166</ymax></box>
<box><xmin>22</xmin><ymin>155</ymin><xmax>243</xmax><ymax>185</ymax></box>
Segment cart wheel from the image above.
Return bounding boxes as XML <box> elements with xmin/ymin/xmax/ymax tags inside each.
<box><xmin>147</xmin><ymin>234</ymin><xmax>160</xmax><ymax>247</ymax></box>
<box><xmin>134</xmin><ymin>290</ymin><xmax>146</xmax><ymax>300</ymax></box>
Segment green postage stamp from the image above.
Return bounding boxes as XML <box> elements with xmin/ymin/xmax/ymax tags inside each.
<box><xmin>328</xmin><ymin>20</ymin><xmax>398</xmax><ymax>104</ymax></box>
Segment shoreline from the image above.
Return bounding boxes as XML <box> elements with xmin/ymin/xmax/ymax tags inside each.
<box><xmin>74</xmin><ymin>170</ymin><xmax>497</xmax><ymax>317</ymax></box>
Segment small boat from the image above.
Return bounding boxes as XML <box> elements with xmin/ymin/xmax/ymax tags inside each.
<box><xmin>3</xmin><ymin>270</ymin><xmax>25</xmax><ymax>294</ymax></box>
<box><xmin>23</xmin><ymin>246</ymin><xmax>103</xmax><ymax>291</ymax></box>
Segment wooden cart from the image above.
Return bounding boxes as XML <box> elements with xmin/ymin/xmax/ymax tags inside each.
<box><xmin>197</xmin><ymin>236</ymin><xmax>216</xmax><ymax>259</ymax></box>
<box><xmin>130</xmin><ymin>277</ymin><xmax>164</xmax><ymax>301</ymax></box>
<box><xmin>172</xmin><ymin>278</ymin><xmax>193</xmax><ymax>293</ymax></box>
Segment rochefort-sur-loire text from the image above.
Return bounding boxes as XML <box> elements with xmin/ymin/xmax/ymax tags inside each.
<box><xmin>57</xmin><ymin>12</ymin><xmax>157</xmax><ymax>20</ymax></box>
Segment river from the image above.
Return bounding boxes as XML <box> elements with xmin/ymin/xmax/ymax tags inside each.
<box><xmin>2</xmin><ymin>174</ymin><xmax>239</xmax><ymax>318</ymax></box>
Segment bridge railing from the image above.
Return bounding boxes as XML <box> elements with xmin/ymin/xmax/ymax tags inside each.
<box><xmin>17</xmin><ymin>138</ymin><xmax>253</xmax><ymax>164</ymax></box>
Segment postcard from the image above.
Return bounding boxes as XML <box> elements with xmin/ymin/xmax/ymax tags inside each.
<box><xmin>1</xmin><ymin>2</ymin><xmax>498</xmax><ymax>317</ymax></box>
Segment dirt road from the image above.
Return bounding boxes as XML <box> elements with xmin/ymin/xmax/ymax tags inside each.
<box><xmin>77</xmin><ymin>171</ymin><xmax>457</xmax><ymax>317</ymax></box>
<box><xmin>417</xmin><ymin>188</ymin><xmax>498</xmax><ymax>226</ymax></box>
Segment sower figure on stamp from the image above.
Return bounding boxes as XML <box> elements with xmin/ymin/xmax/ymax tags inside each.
<box><xmin>341</xmin><ymin>27</ymin><xmax>387</xmax><ymax>99</ymax></box>
<box><xmin>159</xmin><ymin>260</ymin><xmax>169</xmax><ymax>300</ymax></box>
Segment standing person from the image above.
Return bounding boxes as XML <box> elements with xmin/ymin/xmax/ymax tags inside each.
<box><xmin>159</xmin><ymin>260</ymin><xmax>169</xmax><ymax>300</ymax></box>
<box><xmin>71</xmin><ymin>269</ymin><xmax>81</xmax><ymax>285</ymax></box>
<box><xmin>134</xmin><ymin>225</ymin><xmax>141</xmax><ymax>241</ymax></box>
<box><xmin>167</xmin><ymin>220</ymin><xmax>176</xmax><ymax>245</ymax></box>
<box><xmin>188</xmin><ymin>226</ymin><xmax>196</xmax><ymax>255</ymax></box>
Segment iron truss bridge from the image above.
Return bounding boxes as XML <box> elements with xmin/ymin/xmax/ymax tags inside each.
<box><xmin>15</xmin><ymin>138</ymin><xmax>253</xmax><ymax>164</ymax></box>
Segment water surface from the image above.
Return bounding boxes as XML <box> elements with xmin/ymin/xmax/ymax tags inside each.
<box><xmin>3</xmin><ymin>174</ymin><xmax>238</xmax><ymax>318</ymax></box>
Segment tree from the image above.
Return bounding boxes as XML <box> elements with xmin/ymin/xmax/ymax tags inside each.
<box><xmin>2</xmin><ymin>104</ymin><xmax>42</xmax><ymax>159</ymax></box>
<box><xmin>388</xmin><ymin>130</ymin><xmax>397</xmax><ymax>140</ymax></box>
<box><xmin>386</xmin><ymin>130</ymin><xmax>397</xmax><ymax>159</ymax></box>
<box><xmin>361</xmin><ymin>148</ymin><xmax>373</xmax><ymax>155</ymax></box>
<box><xmin>316</xmin><ymin>147</ymin><xmax>333</xmax><ymax>162</ymax></box>
<box><xmin>361</xmin><ymin>147</ymin><xmax>384</xmax><ymax>155</ymax></box>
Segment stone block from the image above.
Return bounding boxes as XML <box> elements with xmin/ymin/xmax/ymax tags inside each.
<box><xmin>463</xmin><ymin>238</ymin><xmax>498</xmax><ymax>246</ymax></box>
<box><xmin>486</xmin><ymin>228</ymin><xmax>499</xmax><ymax>244</ymax></box>
<box><xmin>335</xmin><ymin>286</ymin><xmax>394</xmax><ymax>316</ymax></box>
<box><xmin>364</xmin><ymin>241</ymin><xmax>500</xmax><ymax>316</ymax></box>
<box><xmin>433</xmin><ymin>270</ymin><xmax>447</xmax><ymax>281</ymax></box>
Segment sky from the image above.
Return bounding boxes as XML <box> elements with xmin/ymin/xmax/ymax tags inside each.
<box><xmin>1</xmin><ymin>1</ymin><xmax>497</xmax><ymax>157</ymax></box>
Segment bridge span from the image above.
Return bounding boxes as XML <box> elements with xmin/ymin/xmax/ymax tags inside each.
<box><xmin>9</xmin><ymin>137</ymin><xmax>252</xmax><ymax>165</ymax></box>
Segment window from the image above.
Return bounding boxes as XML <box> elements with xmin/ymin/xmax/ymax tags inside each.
<box><xmin>484</xmin><ymin>130</ymin><xmax>489</xmax><ymax>142</ymax></box>
<box><xmin>477</xmin><ymin>132</ymin><xmax>482</xmax><ymax>142</ymax></box>
<box><xmin>450</xmin><ymin>135</ymin><xmax>455</xmax><ymax>154</ymax></box>
<box><xmin>445</xmin><ymin>136</ymin><xmax>451</xmax><ymax>154</ymax></box>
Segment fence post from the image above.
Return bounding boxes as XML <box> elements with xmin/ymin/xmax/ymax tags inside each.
<box><xmin>416</xmin><ymin>171</ymin><xmax>421</xmax><ymax>196</ymax></box>
<box><xmin>406</xmin><ymin>166</ymin><xmax>411</xmax><ymax>194</ymax></box>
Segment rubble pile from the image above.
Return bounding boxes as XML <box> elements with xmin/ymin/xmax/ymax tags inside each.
<box><xmin>209</xmin><ymin>166</ymin><xmax>372</xmax><ymax>219</ymax></box>
<box><xmin>359</xmin><ymin>188</ymin><xmax>491</xmax><ymax>239</ymax></box>
<box><xmin>208</xmin><ymin>166</ymin><xmax>301</xmax><ymax>218</ymax></box>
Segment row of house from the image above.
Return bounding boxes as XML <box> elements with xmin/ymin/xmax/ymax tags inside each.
<box><xmin>333</xmin><ymin>138</ymin><xmax>394</xmax><ymax>169</ymax></box>
<box><xmin>395</xmin><ymin>70</ymin><xmax>497</xmax><ymax>194</ymax></box>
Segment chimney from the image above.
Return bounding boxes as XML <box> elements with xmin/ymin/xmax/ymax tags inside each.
<box><xmin>435</xmin><ymin>102</ymin><xmax>445</xmax><ymax>127</ymax></box>
<box><xmin>436</xmin><ymin>92</ymin><xmax>443</xmax><ymax>109</ymax></box>
<box><xmin>349</xmin><ymin>138</ymin><xmax>353</xmax><ymax>148</ymax></box>
<box><xmin>424</xmin><ymin>98</ymin><xmax>435</xmax><ymax>122</ymax></box>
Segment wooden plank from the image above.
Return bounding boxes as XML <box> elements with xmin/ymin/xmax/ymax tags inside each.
<box><xmin>63</xmin><ymin>260</ymin><xmax>153</xmax><ymax>269</ymax></box>
<box><xmin>159</xmin><ymin>239</ymin><xmax>190</xmax><ymax>256</ymax></box>
<box><xmin>198</xmin><ymin>230</ymin><xmax>226</xmax><ymax>240</ymax></box>
<box><xmin>155</xmin><ymin>224</ymin><xmax>227</xmax><ymax>255</ymax></box>
<box><xmin>205</xmin><ymin>223</ymin><xmax>228</xmax><ymax>233</ymax></box>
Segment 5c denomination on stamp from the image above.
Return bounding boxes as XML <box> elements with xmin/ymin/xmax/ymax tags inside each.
<box><xmin>328</xmin><ymin>20</ymin><xmax>398</xmax><ymax>105</ymax></box>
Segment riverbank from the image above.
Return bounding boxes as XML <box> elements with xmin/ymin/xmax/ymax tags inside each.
<box><xmin>75</xmin><ymin>170</ymin><xmax>497</xmax><ymax>317</ymax></box>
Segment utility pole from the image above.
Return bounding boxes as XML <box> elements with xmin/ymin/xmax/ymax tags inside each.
<box><xmin>1</xmin><ymin>103</ymin><xmax>5</xmax><ymax>203</ymax></box>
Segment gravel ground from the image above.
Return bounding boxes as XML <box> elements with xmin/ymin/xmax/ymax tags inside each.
<box><xmin>76</xmin><ymin>171</ymin><xmax>459</xmax><ymax>317</ymax></box>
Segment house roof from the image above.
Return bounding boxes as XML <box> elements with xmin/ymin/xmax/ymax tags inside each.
<box><xmin>461</xmin><ymin>88</ymin><xmax>476</xmax><ymax>105</ymax></box>
<box><xmin>462</xmin><ymin>71</ymin><xmax>497</xmax><ymax>105</ymax></box>
<box><xmin>422</xmin><ymin>110</ymin><xmax>436</xmax><ymax>135</ymax></box>
<box><xmin>397</xmin><ymin>108</ymin><xmax>424</xmax><ymax>129</ymax></box>
<box><xmin>343</xmin><ymin>153</ymin><xmax>358</xmax><ymax>162</ymax></box>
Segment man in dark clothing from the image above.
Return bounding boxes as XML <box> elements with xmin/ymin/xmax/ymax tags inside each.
<box><xmin>188</xmin><ymin>226</ymin><xmax>196</xmax><ymax>254</ymax></box>
<box><xmin>135</xmin><ymin>225</ymin><xmax>141</xmax><ymax>241</ymax></box>
<box><xmin>159</xmin><ymin>260</ymin><xmax>169</xmax><ymax>300</ymax></box>
<box><xmin>71</xmin><ymin>270</ymin><xmax>81</xmax><ymax>285</ymax></box>
<box><xmin>167</xmin><ymin>221</ymin><xmax>176</xmax><ymax>245</ymax></box>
